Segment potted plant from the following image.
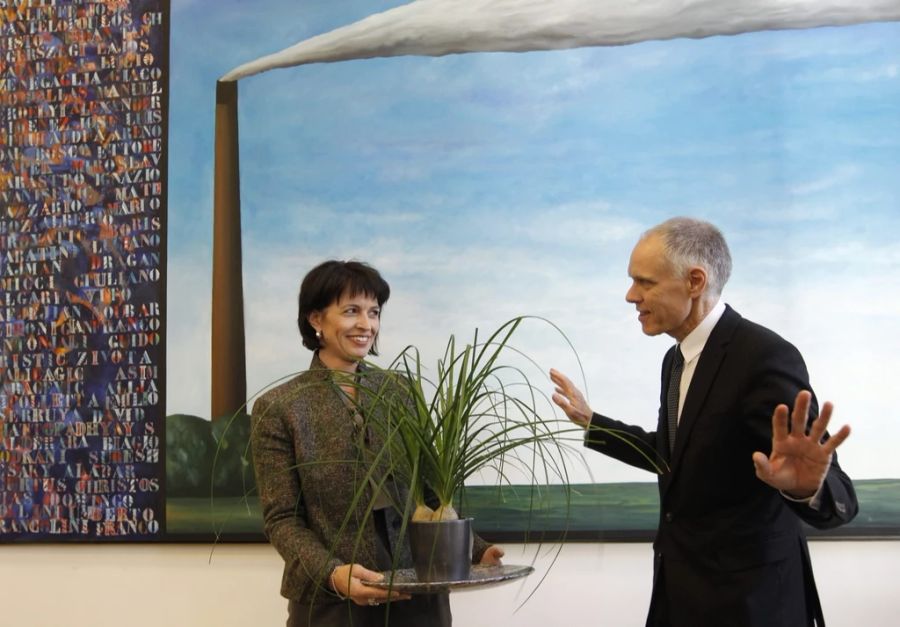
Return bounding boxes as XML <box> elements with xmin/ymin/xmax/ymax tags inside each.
<box><xmin>351</xmin><ymin>316</ymin><xmax>583</xmax><ymax>583</ymax></box>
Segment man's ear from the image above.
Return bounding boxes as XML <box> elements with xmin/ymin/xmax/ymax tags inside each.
<box><xmin>687</xmin><ymin>266</ymin><xmax>708</xmax><ymax>297</ymax></box>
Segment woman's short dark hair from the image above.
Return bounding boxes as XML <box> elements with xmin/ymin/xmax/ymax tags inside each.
<box><xmin>297</xmin><ymin>260</ymin><xmax>391</xmax><ymax>353</ymax></box>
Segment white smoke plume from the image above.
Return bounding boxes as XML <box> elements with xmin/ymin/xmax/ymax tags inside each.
<box><xmin>221</xmin><ymin>0</ymin><xmax>900</xmax><ymax>81</ymax></box>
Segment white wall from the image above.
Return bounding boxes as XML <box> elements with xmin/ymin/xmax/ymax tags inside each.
<box><xmin>1</xmin><ymin>541</ymin><xmax>896</xmax><ymax>626</ymax></box>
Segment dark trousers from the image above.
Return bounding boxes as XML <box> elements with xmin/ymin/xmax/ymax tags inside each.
<box><xmin>647</xmin><ymin>555</ymin><xmax>813</xmax><ymax>627</ymax></box>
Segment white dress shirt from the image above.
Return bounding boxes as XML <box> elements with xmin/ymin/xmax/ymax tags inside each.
<box><xmin>674</xmin><ymin>299</ymin><xmax>726</xmax><ymax>424</ymax></box>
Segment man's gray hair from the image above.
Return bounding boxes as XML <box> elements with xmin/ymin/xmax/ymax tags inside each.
<box><xmin>644</xmin><ymin>217</ymin><xmax>732</xmax><ymax>297</ymax></box>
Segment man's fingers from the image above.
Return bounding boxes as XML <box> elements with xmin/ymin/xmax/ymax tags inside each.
<box><xmin>549</xmin><ymin>368</ymin><xmax>569</xmax><ymax>390</ymax></box>
<box><xmin>551</xmin><ymin>392</ymin><xmax>569</xmax><ymax>409</ymax></box>
<box><xmin>549</xmin><ymin>368</ymin><xmax>579</xmax><ymax>394</ymax></box>
<box><xmin>771</xmin><ymin>403</ymin><xmax>790</xmax><ymax>440</ymax></box>
<box><xmin>552</xmin><ymin>392</ymin><xmax>591</xmax><ymax>427</ymax></box>
<box><xmin>552</xmin><ymin>393</ymin><xmax>579</xmax><ymax>420</ymax></box>
<box><xmin>807</xmin><ymin>400</ymin><xmax>833</xmax><ymax>442</ymax></box>
<box><xmin>790</xmin><ymin>390</ymin><xmax>812</xmax><ymax>435</ymax></box>
<box><xmin>554</xmin><ymin>385</ymin><xmax>581</xmax><ymax>406</ymax></box>
<box><xmin>823</xmin><ymin>424</ymin><xmax>851</xmax><ymax>453</ymax></box>
<box><xmin>752</xmin><ymin>451</ymin><xmax>772</xmax><ymax>479</ymax></box>
<box><xmin>550</xmin><ymin>369</ymin><xmax>587</xmax><ymax>413</ymax></box>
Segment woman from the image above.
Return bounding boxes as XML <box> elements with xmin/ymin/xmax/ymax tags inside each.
<box><xmin>251</xmin><ymin>260</ymin><xmax>503</xmax><ymax>627</ymax></box>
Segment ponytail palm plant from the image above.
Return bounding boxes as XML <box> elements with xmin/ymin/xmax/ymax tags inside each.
<box><xmin>363</xmin><ymin>316</ymin><xmax>580</xmax><ymax>524</ymax></box>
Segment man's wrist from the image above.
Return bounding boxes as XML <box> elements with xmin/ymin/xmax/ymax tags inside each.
<box><xmin>784</xmin><ymin>489</ymin><xmax>816</xmax><ymax>500</ymax></box>
<box><xmin>782</xmin><ymin>485</ymin><xmax>823</xmax><ymax>510</ymax></box>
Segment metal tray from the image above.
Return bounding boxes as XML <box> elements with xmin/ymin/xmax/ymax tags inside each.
<box><xmin>361</xmin><ymin>564</ymin><xmax>534</xmax><ymax>593</ymax></box>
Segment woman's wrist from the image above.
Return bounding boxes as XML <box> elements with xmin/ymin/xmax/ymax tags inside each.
<box><xmin>330</xmin><ymin>566</ymin><xmax>348</xmax><ymax>600</ymax></box>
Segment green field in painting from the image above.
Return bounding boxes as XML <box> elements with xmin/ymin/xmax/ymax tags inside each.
<box><xmin>166</xmin><ymin>497</ymin><xmax>263</xmax><ymax>537</ymax></box>
<box><xmin>166</xmin><ymin>479</ymin><xmax>900</xmax><ymax>538</ymax></box>
<box><xmin>460</xmin><ymin>482</ymin><xmax>660</xmax><ymax>534</ymax></box>
<box><xmin>835</xmin><ymin>479</ymin><xmax>900</xmax><ymax>529</ymax></box>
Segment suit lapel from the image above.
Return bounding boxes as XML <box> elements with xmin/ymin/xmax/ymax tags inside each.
<box><xmin>661</xmin><ymin>306</ymin><xmax>741</xmax><ymax>495</ymax></box>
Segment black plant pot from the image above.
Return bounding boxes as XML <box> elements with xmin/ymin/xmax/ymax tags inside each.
<box><xmin>408</xmin><ymin>518</ymin><xmax>473</xmax><ymax>582</ymax></box>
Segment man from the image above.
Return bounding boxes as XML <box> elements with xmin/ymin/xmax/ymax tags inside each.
<box><xmin>550</xmin><ymin>217</ymin><xmax>857</xmax><ymax>627</ymax></box>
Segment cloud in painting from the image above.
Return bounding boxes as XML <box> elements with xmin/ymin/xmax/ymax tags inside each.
<box><xmin>789</xmin><ymin>164</ymin><xmax>861</xmax><ymax>196</ymax></box>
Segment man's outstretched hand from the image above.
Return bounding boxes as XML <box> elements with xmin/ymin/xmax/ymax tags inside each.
<box><xmin>550</xmin><ymin>368</ymin><xmax>593</xmax><ymax>428</ymax></box>
<box><xmin>752</xmin><ymin>390</ymin><xmax>851</xmax><ymax>499</ymax></box>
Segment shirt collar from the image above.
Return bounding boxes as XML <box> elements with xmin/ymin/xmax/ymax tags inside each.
<box><xmin>679</xmin><ymin>299</ymin><xmax>726</xmax><ymax>364</ymax></box>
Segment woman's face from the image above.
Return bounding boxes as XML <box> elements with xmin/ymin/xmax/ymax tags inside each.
<box><xmin>308</xmin><ymin>291</ymin><xmax>381</xmax><ymax>372</ymax></box>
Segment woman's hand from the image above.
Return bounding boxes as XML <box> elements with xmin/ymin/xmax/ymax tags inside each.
<box><xmin>330</xmin><ymin>563</ymin><xmax>411</xmax><ymax>606</ymax></box>
<box><xmin>479</xmin><ymin>545</ymin><xmax>505</xmax><ymax>566</ymax></box>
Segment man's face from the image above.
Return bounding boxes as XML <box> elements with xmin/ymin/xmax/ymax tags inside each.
<box><xmin>625</xmin><ymin>234</ymin><xmax>694</xmax><ymax>341</ymax></box>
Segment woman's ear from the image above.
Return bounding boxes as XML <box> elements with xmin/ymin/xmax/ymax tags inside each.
<box><xmin>308</xmin><ymin>310</ymin><xmax>322</xmax><ymax>334</ymax></box>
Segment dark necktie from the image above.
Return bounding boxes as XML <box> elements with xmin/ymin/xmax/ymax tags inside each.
<box><xmin>666</xmin><ymin>346</ymin><xmax>685</xmax><ymax>456</ymax></box>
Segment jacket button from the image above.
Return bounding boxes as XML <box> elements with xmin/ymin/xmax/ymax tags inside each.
<box><xmin>664</xmin><ymin>512</ymin><xmax>674</xmax><ymax>523</ymax></box>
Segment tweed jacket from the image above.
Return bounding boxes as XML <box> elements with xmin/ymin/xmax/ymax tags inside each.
<box><xmin>251</xmin><ymin>354</ymin><xmax>488</xmax><ymax>604</ymax></box>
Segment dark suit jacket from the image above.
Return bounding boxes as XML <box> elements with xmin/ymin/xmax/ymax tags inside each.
<box><xmin>586</xmin><ymin>305</ymin><xmax>857</xmax><ymax>627</ymax></box>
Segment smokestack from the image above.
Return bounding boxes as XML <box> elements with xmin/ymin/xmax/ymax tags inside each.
<box><xmin>211</xmin><ymin>80</ymin><xmax>247</xmax><ymax>420</ymax></box>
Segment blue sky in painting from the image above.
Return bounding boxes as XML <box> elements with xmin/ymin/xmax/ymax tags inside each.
<box><xmin>165</xmin><ymin>1</ymin><xmax>900</xmax><ymax>481</ymax></box>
